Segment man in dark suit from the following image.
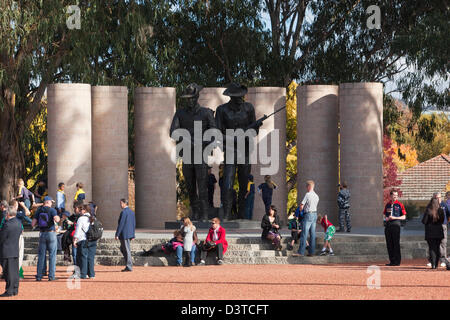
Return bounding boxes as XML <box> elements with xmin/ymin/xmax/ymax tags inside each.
<box><xmin>115</xmin><ymin>199</ymin><xmax>136</xmax><ymax>272</ymax></box>
<box><xmin>0</xmin><ymin>207</ymin><xmax>23</xmax><ymax>297</ymax></box>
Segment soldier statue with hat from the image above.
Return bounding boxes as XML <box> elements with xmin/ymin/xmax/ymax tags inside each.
<box><xmin>170</xmin><ymin>83</ymin><xmax>216</xmax><ymax>221</ymax></box>
<box><xmin>215</xmin><ymin>83</ymin><xmax>261</xmax><ymax>220</ymax></box>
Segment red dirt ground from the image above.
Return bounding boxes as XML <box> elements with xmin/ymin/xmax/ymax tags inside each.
<box><xmin>2</xmin><ymin>259</ymin><xmax>449</xmax><ymax>300</ymax></box>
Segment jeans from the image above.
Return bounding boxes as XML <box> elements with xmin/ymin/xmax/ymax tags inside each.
<box><xmin>24</xmin><ymin>199</ymin><xmax>31</xmax><ymax>210</ymax></box>
<box><xmin>176</xmin><ymin>245</ymin><xmax>197</xmax><ymax>265</ymax></box>
<box><xmin>87</xmin><ymin>241</ymin><xmax>97</xmax><ymax>278</ymax></box>
<box><xmin>36</xmin><ymin>232</ymin><xmax>57</xmax><ymax>280</ymax></box>
<box><xmin>440</xmin><ymin>225</ymin><xmax>448</xmax><ymax>261</ymax></box>
<box><xmin>298</xmin><ymin>212</ymin><xmax>317</xmax><ymax>255</ymax></box>
<box><xmin>72</xmin><ymin>245</ymin><xmax>77</xmax><ymax>266</ymax></box>
<box><xmin>120</xmin><ymin>239</ymin><xmax>133</xmax><ymax>271</ymax></box>
<box><xmin>21</xmin><ymin>215</ymin><xmax>33</xmax><ymax>225</ymax></box>
<box><xmin>244</xmin><ymin>193</ymin><xmax>255</xmax><ymax>220</ymax></box>
<box><xmin>76</xmin><ymin>240</ymin><xmax>89</xmax><ymax>278</ymax></box>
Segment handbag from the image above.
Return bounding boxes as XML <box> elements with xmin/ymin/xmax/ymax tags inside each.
<box><xmin>202</xmin><ymin>240</ymin><xmax>216</xmax><ymax>251</ymax></box>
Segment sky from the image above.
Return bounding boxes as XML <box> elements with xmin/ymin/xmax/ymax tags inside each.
<box><xmin>259</xmin><ymin>6</ymin><xmax>449</xmax><ymax>108</ymax></box>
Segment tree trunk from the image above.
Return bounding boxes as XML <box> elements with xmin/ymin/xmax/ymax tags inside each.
<box><xmin>0</xmin><ymin>112</ymin><xmax>25</xmax><ymax>200</ymax></box>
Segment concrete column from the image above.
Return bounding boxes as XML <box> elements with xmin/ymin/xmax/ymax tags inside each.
<box><xmin>246</xmin><ymin>87</ymin><xmax>287</xmax><ymax>224</ymax></box>
<box><xmin>91</xmin><ymin>86</ymin><xmax>128</xmax><ymax>229</ymax></box>
<box><xmin>339</xmin><ymin>83</ymin><xmax>383</xmax><ymax>227</ymax></box>
<box><xmin>198</xmin><ymin>88</ymin><xmax>228</xmax><ymax>209</ymax></box>
<box><xmin>47</xmin><ymin>83</ymin><xmax>92</xmax><ymax>205</ymax></box>
<box><xmin>134</xmin><ymin>87</ymin><xmax>176</xmax><ymax>228</ymax></box>
<box><xmin>297</xmin><ymin>85</ymin><xmax>339</xmax><ymax>223</ymax></box>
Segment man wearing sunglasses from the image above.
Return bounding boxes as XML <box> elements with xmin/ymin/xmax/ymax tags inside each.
<box><xmin>198</xmin><ymin>217</ymin><xmax>228</xmax><ymax>265</ymax></box>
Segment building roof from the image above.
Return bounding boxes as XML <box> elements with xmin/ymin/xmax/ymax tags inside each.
<box><xmin>398</xmin><ymin>154</ymin><xmax>450</xmax><ymax>201</ymax></box>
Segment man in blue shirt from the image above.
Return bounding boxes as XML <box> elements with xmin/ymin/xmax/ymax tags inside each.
<box><xmin>115</xmin><ymin>199</ymin><xmax>136</xmax><ymax>272</ymax></box>
<box><xmin>31</xmin><ymin>196</ymin><xmax>60</xmax><ymax>281</ymax></box>
<box><xmin>56</xmin><ymin>182</ymin><xmax>66</xmax><ymax>217</ymax></box>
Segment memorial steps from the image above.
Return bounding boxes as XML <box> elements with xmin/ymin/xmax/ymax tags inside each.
<box><xmin>20</xmin><ymin>233</ymin><xmax>440</xmax><ymax>267</ymax></box>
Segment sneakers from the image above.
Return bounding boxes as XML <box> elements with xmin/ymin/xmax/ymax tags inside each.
<box><xmin>198</xmin><ymin>260</ymin><xmax>206</xmax><ymax>266</ymax></box>
<box><xmin>329</xmin><ymin>252</ymin><xmax>335</xmax><ymax>256</ymax></box>
<box><xmin>217</xmin><ymin>260</ymin><xmax>224</xmax><ymax>265</ymax></box>
<box><xmin>441</xmin><ymin>262</ymin><xmax>447</xmax><ymax>268</ymax></box>
<box><xmin>427</xmin><ymin>262</ymin><xmax>432</xmax><ymax>267</ymax></box>
<box><xmin>320</xmin><ymin>251</ymin><xmax>328</xmax><ymax>256</ymax></box>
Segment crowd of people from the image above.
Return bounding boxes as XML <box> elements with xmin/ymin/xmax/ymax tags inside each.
<box><xmin>147</xmin><ymin>216</ymin><xmax>228</xmax><ymax>266</ymax></box>
<box><xmin>0</xmin><ymin>179</ymin><xmax>137</xmax><ymax>296</ymax></box>
<box><xmin>383</xmin><ymin>190</ymin><xmax>450</xmax><ymax>270</ymax></box>
<box><xmin>0</xmin><ymin>176</ymin><xmax>448</xmax><ymax>297</ymax></box>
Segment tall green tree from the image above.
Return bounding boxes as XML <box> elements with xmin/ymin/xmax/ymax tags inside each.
<box><xmin>264</xmin><ymin>0</ymin><xmax>449</xmax><ymax>109</ymax></box>
<box><xmin>0</xmin><ymin>0</ymin><xmax>168</xmax><ymax>198</ymax></box>
<box><xmin>166</xmin><ymin>0</ymin><xmax>270</xmax><ymax>87</ymax></box>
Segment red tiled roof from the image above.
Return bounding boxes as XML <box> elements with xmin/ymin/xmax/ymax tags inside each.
<box><xmin>398</xmin><ymin>154</ymin><xmax>450</xmax><ymax>201</ymax></box>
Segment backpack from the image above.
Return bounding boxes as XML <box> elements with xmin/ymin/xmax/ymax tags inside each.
<box><xmin>86</xmin><ymin>217</ymin><xmax>103</xmax><ymax>241</ymax></box>
<box><xmin>37</xmin><ymin>206</ymin><xmax>54</xmax><ymax>230</ymax></box>
<box><xmin>294</xmin><ymin>207</ymin><xmax>305</xmax><ymax>220</ymax></box>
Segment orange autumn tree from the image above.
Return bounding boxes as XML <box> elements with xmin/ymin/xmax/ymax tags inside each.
<box><xmin>391</xmin><ymin>142</ymin><xmax>419</xmax><ymax>172</ymax></box>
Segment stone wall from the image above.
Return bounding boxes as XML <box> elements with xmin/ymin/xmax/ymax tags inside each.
<box><xmin>297</xmin><ymin>85</ymin><xmax>339</xmax><ymax>222</ymax></box>
<box><xmin>47</xmin><ymin>83</ymin><xmax>92</xmax><ymax>205</ymax></box>
<box><xmin>339</xmin><ymin>83</ymin><xmax>383</xmax><ymax>227</ymax></box>
<box><xmin>134</xmin><ymin>87</ymin><xmax>176</xmax><ymax>228</ymax></box>
<box><xmin>91</xmin><ymin>86</ymin><xmax>129</xmax><ymax>229</ymax></box>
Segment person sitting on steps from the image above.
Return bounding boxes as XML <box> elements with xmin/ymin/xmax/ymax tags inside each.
<box><xmin>198</xmin><ymin>217</ymin><xmax>228</xmax><ymax>265</ymax></box>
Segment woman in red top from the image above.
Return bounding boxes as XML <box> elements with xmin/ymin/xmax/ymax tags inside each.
<box><xmin>317</xmin><ymin>214</ymin><xmax>336</xmax><ymax>256</ymax></box>
<box><xmin>199</xmin><ymin>217</ymin><xmax>228</xmax><ymax>265</ymax></box>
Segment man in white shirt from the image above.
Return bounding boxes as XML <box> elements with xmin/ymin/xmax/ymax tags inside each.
<box><xmin>292</xmin><ymin>180</ymin><xmax>319</xmax><ymax>257</ymax></box>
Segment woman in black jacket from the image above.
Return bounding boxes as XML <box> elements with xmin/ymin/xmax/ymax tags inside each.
<box><xmin>422</xmin><ymin>198</ymin><xmax>445</xmax><ymax>269</ymax></box>
<box><xmin>261</xmin><ymin>205</ymin><xmax>282</xmax><ymax>250</ymax></box>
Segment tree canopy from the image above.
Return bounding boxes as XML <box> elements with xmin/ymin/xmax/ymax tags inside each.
<box><xmin>0</xmin><ymin>0</ymin><xmax>447</xmax><ymax>200</ymax></box>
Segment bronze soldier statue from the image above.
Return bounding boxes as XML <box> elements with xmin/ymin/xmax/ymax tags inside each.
<box><xmin>170</xmin><ymin>84</ymin><xmax>216</xmax><ymax>221</ymax></box>
<box><xmin>215</xmin><ymin>83</ymin><xmax>261</xmax><ymax>220</ymax></box>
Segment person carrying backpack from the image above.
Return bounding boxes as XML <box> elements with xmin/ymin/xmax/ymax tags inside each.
<box><xmin>31</xmin><ymin>196</ymin><xmax>60</xmax><ymax>281</ymax></box>
<box><xmin>73</xmin><ymin>204</ymin><xmax>101</xmax><ymax>279</ymax></box>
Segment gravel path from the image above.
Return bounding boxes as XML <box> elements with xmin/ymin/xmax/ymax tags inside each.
<box><xmin>1</xmin><ymin>259</ymin><xmax>449</xmax><ymax>300</ymax></box>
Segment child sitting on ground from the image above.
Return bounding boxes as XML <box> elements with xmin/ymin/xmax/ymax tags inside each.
<box><xmin>317</xmin><ymin>214</ymin><xmax>336</xmax><ymax>256</ymax></box>
<box><xmin>287</xmin><ymin>205</ymin><xmax>309</xmax><ymax>251</ymax></box>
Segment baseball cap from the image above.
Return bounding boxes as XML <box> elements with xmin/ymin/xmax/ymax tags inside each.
<box><xmin>44</xmin><ymin>196</ymin><xmax>55</xmax><ymax>202</ymax></box>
